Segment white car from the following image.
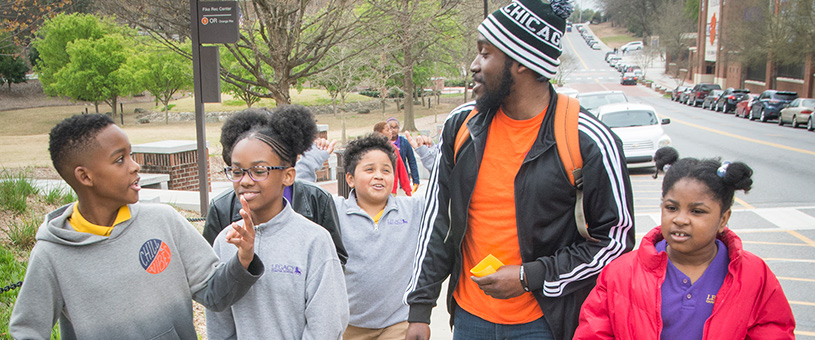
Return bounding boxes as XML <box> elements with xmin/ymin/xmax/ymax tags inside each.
<box><xmin>576</xmin><ymin>91</ymin><xmax>629</xmax><ymax>115</ymax></box>
<box><xmin>595</xmin><ymin>103</ymin><xmax>671</xmax><ymax>169</ymax></box>
<box><xmin>621</xmin><ymin>41</ymin><xmax>643</xmax><ymax>53</ymax></box>
<box><xmin>556</xmin><ymin>87</ymin><xmax>579</xmax><ymax>98</ymax></box>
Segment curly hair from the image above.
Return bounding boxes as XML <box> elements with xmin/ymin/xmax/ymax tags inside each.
<box><xmin>655</xmin><ymin>147</ymin><xmax>753</xmax><ymax>212</ymax></box>
<box><xmin>222</xmin><ymin>105</ymin><xmax>316</xmax><ymax>167</ymax></box>
<box><xmin>220</xmin><ymin>108</ymin><xmax>273</xmax><ymax>165</ymax></box>
<box><xmin>49</xmin><ymin>114</ymin><xmax>115</xmax><ymax>180</ymax></box>
<box><xmin>343</xmin><ymin>133</ymin><xmax>397</xmax><ymax>175</ymax></box>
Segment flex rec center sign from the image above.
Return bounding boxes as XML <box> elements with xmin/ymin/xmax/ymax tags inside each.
<box><xmin>198</xmin><ymin>2</ymin><xmax>239</xmax><ymax>44</ymax></box>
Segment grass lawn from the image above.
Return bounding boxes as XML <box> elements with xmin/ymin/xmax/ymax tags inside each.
<box><xmin>0</xmin><ymin>88</ymin><xmax>464</xmax><ymax>169</ymax></box>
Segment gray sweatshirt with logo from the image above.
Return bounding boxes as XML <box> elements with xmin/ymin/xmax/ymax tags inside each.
<box><xmin>333</xmin><ymin>191</ymin><xmax>424</xmax><ymax>329</ymax></box>
<box><xmin>9</xmin><ymin>203</ymin><xmax>263</xmax><ymax>340</ymax></box>
<box><xmin>206</xmin><ymin>201</ymin><xmax>349</xmax><ymax>340</ymax></box>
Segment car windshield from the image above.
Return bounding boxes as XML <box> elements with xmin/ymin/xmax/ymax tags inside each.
<box><xmin>700</xmin><ymin>84</ymin><xmax>721</xmax><ymax>91</ymax></box>
<box><xmin>580</xmin><ymin>94</ymin><xmax>629</xmax><ymax>111</ymax></box>
<box><xmin>601</xmin><ymin>110</ymin><xmax>658</xmax><ymax>128</ymax></box>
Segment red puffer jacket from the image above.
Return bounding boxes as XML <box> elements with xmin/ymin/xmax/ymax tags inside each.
<box><xmin>575</xmin><ymin>226</ymin><xmax>795</xmax><ymax>339</ymax></box>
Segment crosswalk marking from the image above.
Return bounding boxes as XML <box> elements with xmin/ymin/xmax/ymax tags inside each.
<box><xmin>756</xmin><ymin>208</ymin><xmax>815</xmax><ymax>230</ymax></box>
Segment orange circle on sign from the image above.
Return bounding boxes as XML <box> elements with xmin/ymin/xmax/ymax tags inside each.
<box><xmin>201</xmin><ymin>17</ymin><xmax>208</xmax><ymax>25</ymax></box>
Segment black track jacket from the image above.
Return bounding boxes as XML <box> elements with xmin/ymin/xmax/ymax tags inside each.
<box><xmin>405</xmin><ymin>85</ymin><xmax>635</xmax><ymax>340</ymax></box>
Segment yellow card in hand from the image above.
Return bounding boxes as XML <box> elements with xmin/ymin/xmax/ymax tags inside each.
<box><xmin>470</xmin><ymin>254</ymin><xmax>505</xmax><ymax>277</ymax></box>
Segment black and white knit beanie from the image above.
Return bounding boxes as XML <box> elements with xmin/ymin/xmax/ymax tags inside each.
<box><xmin>478</xmin><ymin>0</ymin><xmax>574</xmax><ymax>80</ymax></box>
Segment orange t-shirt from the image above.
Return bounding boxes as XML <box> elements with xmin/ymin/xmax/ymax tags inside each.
<box><xmin>453</xmin><ymin>106</ymin><xmax>546</xmax><ymax>324</ymax></box>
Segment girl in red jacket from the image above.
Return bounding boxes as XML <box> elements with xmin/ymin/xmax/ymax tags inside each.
<box><xmin>374</xmin><ymin>121</ymin><xmax>412</xmax><ymax>196</ymax></box>
<box><xmin>576</xmin><ymin>147</ymin><xmax>795</xmax><ymax>339</ymax></box>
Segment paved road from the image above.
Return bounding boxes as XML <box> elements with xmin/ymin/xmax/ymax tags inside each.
<box><xmin>560</xmin><ymin>25</ymin><xmax>815</xmax><ymax>337</ymax></box>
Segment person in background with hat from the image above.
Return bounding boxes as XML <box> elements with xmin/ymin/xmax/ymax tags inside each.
<box><xmin>403</xmin><ymin>1</ymin><xmax>635</xmax><ymax>339</ymax></box>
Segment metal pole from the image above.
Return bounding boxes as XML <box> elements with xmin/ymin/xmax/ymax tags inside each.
<box><xmin>484</xmin><ymin>0</ymin><xmax>488</xmax><ymax>19</ymax></box>
<box><xmin>189</xmin><ymin>0</ymin><xmax>209</xmax><ymax>216</ymax></box>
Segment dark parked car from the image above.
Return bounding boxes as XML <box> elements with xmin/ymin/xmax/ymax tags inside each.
<box><xmin>778</xmin><ymin>98</ymin><xmax>815</xmax><ymax>128</ymax></box>
<box><xmin>620</xmin><ymin>72</ymin><xmax>638</xmax><ymax>85</ymax></box>
<box><xmin>688</xmin><ymin>83</ymin><xmax>722</xmax><ymax>107</ymax></box>
<box><xmin>702</xmin><ymin>89</ymin><xmax>724</xmax><ymax>110</ymax></box>
<box><xmin>671</xmin><ymin>86</ymin><xmax>690</xmax><ymax>101</ymax></box>
<box><xmin>714</xmin><ymin>88</ymin><xmax>750</xmax><ymax>113</ymax></box>
<box><xmin>749</xmin><ymin>90</ymin><xmax>798</xmax><ymax>122</ymax></box>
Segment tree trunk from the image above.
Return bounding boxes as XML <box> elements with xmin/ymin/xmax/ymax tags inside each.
<box><xmin>163</xmin><ymin>99</ymin><xmax>170</xmax><ymax>125</ymax></box>
<box><xmin>402</xmin><ymin>55</ymin><xmax>417</xmax><ymax>131</ymax></box>
<box><xmin>94</xmin><ymin>102</ymin><xmax>100</xmax><ymax>113</ymax></box>
<box><xmin>341</xmin><ymin>109</ymin><xmax>347</xmax><ymax>143</ymax></box>
<box><xmin>331</xmin><ymin>95</ymin><xmax>337</xmax><ymax>117</ymax></box>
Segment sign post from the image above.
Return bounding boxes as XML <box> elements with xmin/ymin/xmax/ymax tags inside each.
<box><xmin>189</xmin><ymin>0</ymin><xmax>239</xmax><ymax>215</ymax></box>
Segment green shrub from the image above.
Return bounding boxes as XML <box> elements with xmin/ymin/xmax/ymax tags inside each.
<box><xmin>0</xmin><ymin>245</ymin><xmax>27</xmax><ymax>339</ymax></box>
<box><xmin>43</xmin><ymin>187</ymin><xmax>76</xmax><ymax>206</ymax></box>
<box><xmin>0</xmin><ymin>173</ymin><xmax>38</xmax><ymax>214</ymax></box>
<box><xmin>7</xmin><ymin>218</ymin><xmax>38</xmax><ymax>250</ymax></box>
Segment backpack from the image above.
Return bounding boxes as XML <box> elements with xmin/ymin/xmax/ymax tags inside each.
<box><xmin>453</xmin><ymin>94</ymin><xmax>599</xmax><ymax>242</ymax></box>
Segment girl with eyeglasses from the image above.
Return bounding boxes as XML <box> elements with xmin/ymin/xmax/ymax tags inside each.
<box><xmin>206</xmin><ymin>105</ymin><xmax>349</xmax><ymax>339</ymax></box>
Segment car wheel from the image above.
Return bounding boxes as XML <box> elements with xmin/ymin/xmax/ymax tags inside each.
<box><xmin>702</xmin><ymin>102</ymin><xmax>706</xmax><ymax>109</ymax></box>
<box><xmin>760</xmin><ymin>108</ymin><xmax>767</xmax><ymax>122</ymax></box>
<box><xmin>778</xmin><ymin>114</ymin><xmax>785</xmax><ymax>126</ymax></box>
<box><xmin>793</xmin><ymin>115</ymin><xmax>800</xmax><ymax>128</ymax></box>
<box><xmin>808</xmin><ymin>116</ymin><xmax>814</xmax><ymax>131</ymax></box>
<box><xmin>749</xmin><ymin>108</ymin><xmax>756</xmax><ymax>120</ymax></box>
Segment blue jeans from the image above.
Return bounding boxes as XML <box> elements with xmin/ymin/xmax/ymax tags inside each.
<box><xmin>452</xmin><ymin>305</ymin><xmax>554</xmax><ymax>340</ymax></box>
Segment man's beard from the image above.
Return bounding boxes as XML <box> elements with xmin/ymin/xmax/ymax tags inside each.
<box><xmin>475</xmin><ymin>58</ymin><xmax>514</xmax><ymax>115</ymax></box>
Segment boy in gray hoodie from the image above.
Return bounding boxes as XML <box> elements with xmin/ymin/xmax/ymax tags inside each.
<box><xmin>9</xmin><ymin>114</ymin><xmax>264</xmax><ymax>340</ymax></box>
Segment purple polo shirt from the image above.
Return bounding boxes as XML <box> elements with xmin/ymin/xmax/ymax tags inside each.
<box><xmin>656</xmin><ymin>239</ymin><xmax>729</xmax><ymax>340</ymax></box>
<box><xmin>283</xmin><ymin>186</ymin><xmax>293</xmax><ymax>204</ymax></box>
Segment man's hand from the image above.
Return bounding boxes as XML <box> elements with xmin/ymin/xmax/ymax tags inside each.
<box><xmin>470</xmin><ymin>265</ymin><xmax>526</xmax><ymax>299</ymax></box>
<box><xmin>404</xmin><ymin>322</ymin><xmax>430</xmax><ymax>340</ymax></box>
<box><xmin>313</xmin><ymin>138</ymin><xmax>337</xmax><ymax>154</ymax></box>
<box><xmin>225</xmin><ymin>195</ymin><xmax>256</xmax><ymax>269</ymax></box>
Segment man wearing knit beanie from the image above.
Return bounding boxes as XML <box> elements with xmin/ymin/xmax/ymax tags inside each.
<box><xmin>404</xmin><ymin>1</ymin><xmax>635</xmax><ymax>339</ymax></box>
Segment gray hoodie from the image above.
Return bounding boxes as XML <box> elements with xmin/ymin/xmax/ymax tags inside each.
<box><xmin>9</xmin><ymin>202</ymin><xmax>263</xmax><ymax>340</ymax></box>
<box><xmin>206</xmin><ymin>201</ymin><xmax>349</xmax><ymax>340</ymax></box>
<box><xmin>334</xmin><ymin>191</ymin><xmax>423</xmax><ymax>329</ymax></box>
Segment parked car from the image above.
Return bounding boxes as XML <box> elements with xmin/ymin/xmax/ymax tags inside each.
<box><xmin>714</xmin><ymin>88</ymin><xmax>750</xmax><ymax>113</ymax></box>
<box><xmin>688</xmin><ymin>83</ymin><xmax>722</xmax><ymax>107</ymax></box>
<box><xmin>749</xmin><ymin>90</ymin><xmax>798</xmax><ymax>122</ymax></box>
<box><xmin>620</xmin><ymin>72</ymin><xmax>638</xmax><ymax>85</ymax></box>
<box><xmin>809</xmin><ymin>113</ymin><xmax>815</xmax><ymax>131</ymax></box>
<box><xmin>596</xmin><ymin>103</ymin><xmax>671</xmax><ymax>169</ymax></box>
<box><xmin>609</xmin><ymin>58</ymin><xmax>623</xmax><ymax>68</ymax></box>
<box><xmin>671</xmin><ymin>86</ymin><xmax>690</xmax><ymax>101</ymax></box>
<box><xmin>778</xmin><ymin>98</ymin><xmax>815</xmax><ymax>128</ymax></box>
<box><xmin>556</xmin><ymin>87</ymin><xmax>580</xmax><ymax>98</ymax></box>
<box><xmin>735</xmin><ymin>94</ymin><xmax>758</xmax><ymax>118</ymax></box>
<box><xmin>605</xmin><ymin>52</ymin><xmax>617</xmax><ymax>62</ymax></box>
<box><xmin>701</xmin><ymin>89</ymin><xmax>724</xmax><ymax>110</ymax></box>
<box><xmin>576</xmin><ymin>91</ymin><xmax>629</xmax><ymax>115</ymax></box>
<box><xmin>621</xmin><ymin>41</ymin><xmax>644</xmax><ymax>53</ymax></box>
<box><xmin>678</xmin><ymin>87</ymin><xmax>693</xmax><ymax>104</ymax></box>
<box><xmin>622</xmin><ymin>65</ymin><xmax>641</xmax><ymax>74</ymax></box>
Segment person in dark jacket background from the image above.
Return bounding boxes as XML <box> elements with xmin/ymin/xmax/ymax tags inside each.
<box><xmin>203</xmin><ymin>107</ymin><xmax>347</xmax><ymax>265</ymax></box>
<box><xmin>403</xmin><ymin>1</ymin><xmax>635</xmax><ymax>339</ymax></box>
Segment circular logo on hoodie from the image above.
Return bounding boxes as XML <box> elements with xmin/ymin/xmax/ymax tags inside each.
<box><xmin>139</xmin><ymin>239</ymin><xmax>172</xmax><ymax>274</ymax></box>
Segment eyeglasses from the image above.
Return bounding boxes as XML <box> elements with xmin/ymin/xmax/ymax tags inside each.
<box><xmin>224</xmin><ymin>165</ymin><xmax>289</xmax><ymax>182</ymax></box>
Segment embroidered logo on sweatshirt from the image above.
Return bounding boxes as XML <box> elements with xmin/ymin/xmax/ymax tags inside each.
<box><xmin>270</xmin><ymin>264</ymin><xmax>302</xmax><ymax>276</ymax></box>
<box><xmin>139</xmin><ymin>239</ymin><xmax>172</xmax><ymax>274</ymax></box>
<box><xmin>386</xmin><ymin>218</ymin><xmax>408</xmax><ymax>226</ymax></box>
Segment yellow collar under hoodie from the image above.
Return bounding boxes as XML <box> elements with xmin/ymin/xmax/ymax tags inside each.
<box><xmin>68</xmin><ymin>204</ymin><xmax>131</xmax><ymax>236</ymax></box>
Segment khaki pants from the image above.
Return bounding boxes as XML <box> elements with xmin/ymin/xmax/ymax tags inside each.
<box><xmin>343</xmin><ymin>321</ymin><xmax>409</xmax><ymax>340</ymax></box>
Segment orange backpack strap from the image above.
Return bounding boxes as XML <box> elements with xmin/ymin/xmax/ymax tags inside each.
<box><xmin>554</xmin><ymin>94</ymin><xmax>599</xmax><ymax>243</ymax></box>
<box><xmin>453</xmin><ymin>108</ymin><xmax>478</xmax><ymax>163</ymax></box>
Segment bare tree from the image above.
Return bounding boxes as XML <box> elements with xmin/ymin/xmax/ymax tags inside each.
<box><xmin>366</xmin><ymin>0</ymin><xmax>462</xmax><ymax>131</ymax></box>
<box><xmin>553</xmin><ymin>53</ymin><xmax>578</xmax><ymax>86</ymax></box>
<box><xmin>100</xmin><ymin>0</ymin><xmax>376</xmax><ymax>105</ymax></box>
